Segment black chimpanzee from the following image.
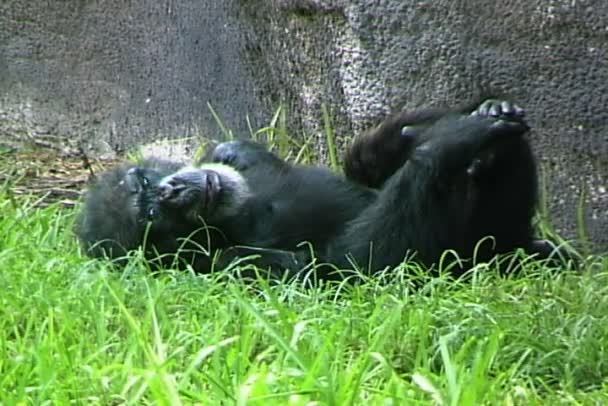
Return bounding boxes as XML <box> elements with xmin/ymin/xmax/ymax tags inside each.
<box><xmin>75</xmin><ymin>98</ymin><xmax>558</xmax><ymax>279</ymax></box>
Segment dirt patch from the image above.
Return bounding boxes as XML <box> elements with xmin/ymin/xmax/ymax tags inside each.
<box><xmin>0</xmin><ymin>146</ymin><xmax>122</xmax><ymax>208</ymax></box>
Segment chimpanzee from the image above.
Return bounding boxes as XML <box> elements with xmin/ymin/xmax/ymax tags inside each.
<box><xmin>74</xmin><ymin>145</ymin><xmax>373</xmax><ymax>274</ymax></box>
<box><xmin>75</xmin><ymin>98</ymin><xmax>557</xmax><ymax>280</ymax></box>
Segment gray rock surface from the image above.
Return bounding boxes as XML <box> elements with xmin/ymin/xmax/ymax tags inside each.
<box><xmin>0</xmin><ymin>1</ymin><xmax>265</xmax><ymax>157</ymax></box>
<box><xmin>244</xmin><ymin>0</ymin><xmax>608</xmax><ymax>251</ymax></box>
<box><xmin>1</xmin><ymin>0</ymin><xmax>606</xmax><ymax>250</ymax></box>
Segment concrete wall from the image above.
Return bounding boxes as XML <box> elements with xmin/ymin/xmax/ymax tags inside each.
<box><xmin>1</xmin><ymin>0</ymin><xmax>606</xmax><ymax>250</ymax></box>
<box><xmin>1</xmin><ymin>1</ymin><xmax>265</xmax><ymax>156</ymax></box>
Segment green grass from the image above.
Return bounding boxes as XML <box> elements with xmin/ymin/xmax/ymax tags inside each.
<box><xmin>1</xmin><ymin>193</ymin><xmax>607</xmax><ymax>404</ymax></box>
<box><xmin>2</xmin><ymin>110</ymin><xmax>607</xmax><ymax>403</ymax></box>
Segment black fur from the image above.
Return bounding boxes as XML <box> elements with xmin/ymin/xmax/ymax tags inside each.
<box><xmin>74</xmin><ymin>148</ymin><xmax>369</xmax><ymax>275</ymax></box>
<box><xmin>328</xmin><ymin>113</ymin><xmax>536</xmax><ymax>273</ymax></box>
<box><xmin>75</xmin><ymin>99</ymin><xmax>556</xmax><ymax>280</ymax></box>
<box><xmin>344</xmin><ymin>98</ymin><xmax>525</xmax><ymax>189</ymax></box>
<box><xmin>74</xmin><ymin>159</ymin><xmax>184</xmax><ymax>264</ymax></box>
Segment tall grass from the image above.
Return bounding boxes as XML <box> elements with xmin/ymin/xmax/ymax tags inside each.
<box><xmin>1</xmin><ymin>109</ymin><xmax>607</xmax><ymax>403</ymax></box>
<box><xmin>0</xmin><ymin>190</ymin><xmax>607</xmax><ymax>404</ymax></box>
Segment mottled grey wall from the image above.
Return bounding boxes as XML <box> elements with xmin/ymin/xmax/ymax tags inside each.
<box><xmin>0</xmin><ymin>1</ymin><xmax>265</xmax><ymax>156</ymax></box>
<box><xmin>242</xmin><ymin>0</ymin><xmax>608</xmax><ymax>251</ymax></box>
<box><xmin>1</xmin><ymin>0</ymin><xmax>606</xmax><ymax>250</ymax></box>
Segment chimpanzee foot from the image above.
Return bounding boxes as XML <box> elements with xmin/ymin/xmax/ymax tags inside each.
<box><xmin>462</xmin><ymin>117</ymin><xmax>529</xmax><ymax>179</ymax></box>
<box><xmin>472</xmin><ymin>99</ymin><xmax>525</xmax><ymax>120</ymax></box>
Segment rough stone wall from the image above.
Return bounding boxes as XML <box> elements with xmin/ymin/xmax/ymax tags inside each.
<box><xmin>0</xmin><ymin>1</ymin><xmax>265</xmax><ymax>156</ymax></box>
<box><xmin>1</xmin><ymin>0</ymin><xmax>606</xmax><ymax>250</ymax></box>
<box><xmin>242</xmin><ymin>0</ymin><xmax>608</xmax><ymax>251</ymax></box>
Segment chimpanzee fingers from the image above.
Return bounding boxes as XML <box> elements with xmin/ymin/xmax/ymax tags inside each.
<box><xmin>212</xmin><ymin>140</ymin><xmax>284</xmax><ymax>171</ymax></box>
<box><xmin>122</xmin><ymin>167</ymin><xmax>149</xmax><ymax>194</ymax></box>
<box><xmin>212</xmin><ymin>142</ymin><xmax>240</xmax><ymax>166</ymax></box>
<box><xmin>158</xmin><ymin>169</ymin><xmax>222</xmax><ymax>215</ymax></box>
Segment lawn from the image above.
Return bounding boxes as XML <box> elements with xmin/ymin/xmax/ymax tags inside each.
<box><xmin>1</xmin><ymin>190</ymin><xmax>607</xmax><ymax>405</ymax></box>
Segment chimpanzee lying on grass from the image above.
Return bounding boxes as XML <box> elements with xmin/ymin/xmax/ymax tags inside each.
<box><xmin>75</xmin><ymin>98</ymin><xmax>565</xmax><ymax>280</ymax></box>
